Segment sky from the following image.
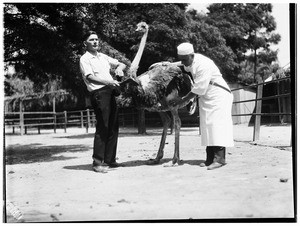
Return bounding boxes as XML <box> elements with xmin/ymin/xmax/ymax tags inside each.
<box><xmin>188</xmin><ymin>3</ymin><xmax>291</xmax><ymax>68</ymax></box>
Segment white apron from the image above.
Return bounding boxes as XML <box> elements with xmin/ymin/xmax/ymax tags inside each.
<box><xmin>198</xmin><ymin>83</ymin><xmax>234</xmax><ymax>147</ymax></box>
<box><xmin>183</xmin><ymin>53</ymin><xmax>234</xmax><ymax>147</ymax></box>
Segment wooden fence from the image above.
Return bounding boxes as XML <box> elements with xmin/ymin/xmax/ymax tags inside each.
<box><xmin>4</xmin><ymin>77</ymin><xmax>292</xmax><ymax>142</ymax></box>
<box><xmin>231</xmin><ymin>77</ymin><xmax>291</xmax><ymax>141</ymax></box>
<box><xmin>4</xmin><ymin>108</ymin><xmax>136</xmax><ymax>135</ymax></box>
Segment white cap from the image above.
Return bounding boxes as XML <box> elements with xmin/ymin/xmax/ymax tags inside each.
<box><xmin>177</xmin><ymin>42</ymin><xmax>194</xmax><ymax>55</ymax></box>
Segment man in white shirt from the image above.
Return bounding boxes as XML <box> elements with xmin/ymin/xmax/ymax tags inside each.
<box><xmin>80</xmin><ymin>31</ymin><xmax>126</xmax><ymax>173</ymax></box>
<box><xmin>170</xmin><ymin>42</ymin><xmax>234</xmax><ymax>170</ymax></box>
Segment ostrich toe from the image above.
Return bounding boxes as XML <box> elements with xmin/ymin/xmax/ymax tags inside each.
<box><xmin>162</xmin><ymin>161</ymin><xmax>179</xmax><ymax>167</ymax></box>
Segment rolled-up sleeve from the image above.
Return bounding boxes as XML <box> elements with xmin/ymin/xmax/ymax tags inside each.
<box><xmin>103</xmin><ymin>54</ymin><xmax>119</xmax><ymax>67</ymax></box>
<box><xmin>80</xmin><ymin>57</ymin><xmax>93</xmax><ymax>77</ymax></box>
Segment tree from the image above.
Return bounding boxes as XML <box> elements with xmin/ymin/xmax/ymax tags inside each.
<box><xmin>205</xmin><ymin>3</ymin><xmax>281</xmax><ymax>83</ymax></box>
<box><xmin>4</xmin><ymin>3</ymin><xmax>87</xmax><ymax>106</ymax></box>
<box><xmin>186</xmin><ymin>10</ymin><xmax>237</xmax><ymax>82</ymax></box>
<box><xmin>106</xmin><ymin>3</ymin><xmax>190</xmax><ymax>74</ymax></box>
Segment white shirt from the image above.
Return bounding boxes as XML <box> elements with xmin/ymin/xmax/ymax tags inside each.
<box><xmin>183</xmin><ymin>53</ymin><xmax>229</xmax><ymax>96</ymax></box>
<box><xmin>80</xmin><ymin>51</ymin><xmax>120</xmax><ymax>92</ymax></box>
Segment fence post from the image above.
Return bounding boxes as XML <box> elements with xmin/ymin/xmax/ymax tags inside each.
<box><xmin>253</xmin><ymin>78</ymin><xmax>264</xmax><ymax>141</ymax></box>
<box><xmin>53</xmin><ymin>112</ymin><xmax>57</xmax><ymax>133</ymax></box>
<box><xmin>19</xmin><ymin>100</ymin><xmax>24</xmax><ymax>136</ymax></box>
<box><xmin>80</xmin><ymin>111</ymin><xmax>84</xmax><ymax>128</ymax></box>
<box><xmin>86</xmin><ymin>109</ymin><xmax>90</xmax><ymax>133</ymax></box>
<box><xmin>64</xmin><ymin>111</ymin><xmax>67</xmax><ymax>133</ymax></box>
<box><xmin>53</xmin><ymin>97</ymin><xmax>57</xmax><ymax>133</ymax></box>
<box><xmin>91</xmin><ymin>111</ymin><xmax>95</xmax><ymax>127</ymax></box>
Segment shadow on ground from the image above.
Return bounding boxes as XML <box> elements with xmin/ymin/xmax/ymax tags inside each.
<box><xmin>63</xmin><ymin>164</ymin><xmax>94</xmax><ymax>172</ymax></box>
<box><xmin>5</xmin><ymin>144</ymin><xmax>89</xmax><ymax>165</ymax></box>
<box><xmin>63</xmin><ymin>159</ymin><xmax>170</xmax><ymax>171</ymax></box>
<box><xmin>56</xmin><ymin>127</ymin><xmax>198</xmax><ymax>140</ymax></box>
<box><xmin>63</xmin><ymin>158</ymin><xmax>204</xmax><ymax>171</ymax></box>
<box><xmin>57</xmin><ymin>132</ymin><xmax>166</xmax><ymax>139</ymax></box>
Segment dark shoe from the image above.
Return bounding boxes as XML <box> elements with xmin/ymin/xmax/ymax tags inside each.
<box><xmin>200</xmin><ymin>161</ymin><xmax>211</xmax><ymax>167</ymax></box>
<box><xmin>107</xmin><ymin>162</ymin><xmax>124</xmax><ymax>168</ymax></box>
<box><xmin>92</xmin><ymin>165</ymin><xmax>108</xmax><ymax>173</ymax></box>
<box><xmin>206</xmin><ymin>146</ymin><xmax>226</xmax><ymax>170</ymax></box>
<box><xmin>200</xmin><ymin>147</ymin><xmax>215</xmax><ymax>167</ymax></box>
<box><xmin>207</xmin><ymin>162</ymin><xmax>226</xmax><ymax>170</ymax></box>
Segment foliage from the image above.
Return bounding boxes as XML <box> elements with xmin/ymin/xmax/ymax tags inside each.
<box><xmin>205</xmin><ymin>3</ymin><xmax>281</xmax><ymax>82</ymax></box>
<box><xmin>4</xmin><ymin>3</ymin><xmax>284</xmax><ymax>111</ymax></box>
<box><xmin>185</xmin><ymin>12</ymin><xmax>237</xmax><ymax>82</ymax></box>
<box><xmin>4</xmin><ymin>3</ymin><xmax>87</xmax><ymax>107</ymax></box>
<box><xmin>107</xmin><ymin>3</ymin><xmax>190</xmax><ymax>74</ymax></box>
<box><xmin>5</xmin><ymin>73</ymin><xmax>35</xmax><ymax>96</ymax></box>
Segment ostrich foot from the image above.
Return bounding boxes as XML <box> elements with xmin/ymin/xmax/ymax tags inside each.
<box><xmin>162</xmin><ymin>160</ymin><xmax>182</xmax><ymax>167</ymax></box>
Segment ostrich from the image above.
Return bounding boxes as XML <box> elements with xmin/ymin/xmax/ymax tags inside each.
<box><xmin>120</xmin><ymin>22</ymin><xmax>197</xmax><ymax>166</ymax></box>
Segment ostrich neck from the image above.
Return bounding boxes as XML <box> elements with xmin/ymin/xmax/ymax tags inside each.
<box><xmin>130</xmin><ymin>30</ymin><xmax>148</xmax><ymax>73</ymax></box>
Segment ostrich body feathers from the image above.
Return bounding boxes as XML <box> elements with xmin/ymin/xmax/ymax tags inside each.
<box><xmin>120</xmin><ymin>64</ymin><xmax>194</xmax><ymax>112</ymax></box>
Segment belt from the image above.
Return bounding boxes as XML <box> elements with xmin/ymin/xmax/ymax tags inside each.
<box><xmin>209</xmin><ymin>81</ymin><xmax>231</xmax><ymax>93</ymax></box>
<box><xmin>90</xmin><ymin>86</ymin><xmax>111</xmax><ymax>93</ymax></box>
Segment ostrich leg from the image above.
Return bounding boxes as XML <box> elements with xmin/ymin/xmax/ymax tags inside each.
<box><xmin>163</xmin><ymin>109</ymin><xmax>181</xmax><ymax>167</ymax></box>
<box><xmin>172</xmin><ymin>109</ymin><xmax>181</xmax><ymax>165</ymax></box>
<box><xmin>148</xmin><ymin>112</ymin><xmax>171</xmax><ymax>164</ymax></box>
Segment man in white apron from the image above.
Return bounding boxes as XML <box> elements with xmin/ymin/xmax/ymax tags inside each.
<box><xmin>170</xmin><ymin>42</ymin><xmax>234</xmax><ymax>170</ymax></box>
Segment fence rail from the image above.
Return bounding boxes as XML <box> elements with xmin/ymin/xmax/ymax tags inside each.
<box><xmin>4</xmin><ymin>108</ymin><xmax>141</xmax><ymax>135</ymax></box>
<box><xmin>5</xmin><ymin>77</ymin><xmax>292</xmax><ymax>143</ymax></box>
<box><xmin>231</xmin><ymin>76</ymin><xmax>291</xmax><ymax>142</ymax></box>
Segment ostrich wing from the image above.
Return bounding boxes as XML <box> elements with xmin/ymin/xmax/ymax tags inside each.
<box><xmin>165</xmin><ymin>69</ymin><xmax>194</xmax><ymax>98</ymax></box>
<box><xmin>133</xmin><ymin>64</ymin><xmax>194</xmax><ymax>111</ymax></box>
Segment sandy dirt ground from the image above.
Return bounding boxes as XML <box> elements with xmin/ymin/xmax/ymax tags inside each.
<box><xmin>4</xmin><ymin>123</ymin><xmax>294</xmax><ymax>222</ymax></box>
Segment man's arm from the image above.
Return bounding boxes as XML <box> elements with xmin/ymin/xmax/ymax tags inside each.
<box><xmin>169</xmin><ymin>91</ymin><xmax>197</xmax><ymax>107</ymax></box>
<box><xmin>86</xmin><ymin>74</ymin><xmax>119</xmax><ymax>88</ymax></box>
<box><xmin>148</xmin><ymin>61</ymin><xmax>183</xmax><ymax>70</ymax></box>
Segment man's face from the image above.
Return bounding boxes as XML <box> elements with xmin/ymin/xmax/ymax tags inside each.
<box><xmin>178</xmin><ymin>54</ymin><xmax>194</xmax><ymax>67</ymax></box>
<box><xmin>85</xmin><ymin>34</ymin><xmax>99</xmax><ymax>53</ymax></box>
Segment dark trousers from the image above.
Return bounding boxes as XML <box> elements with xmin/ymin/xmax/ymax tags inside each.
<box><xmin>207</xmin><ymin>146</ymin><xmax>226</xmax><ymax>165</ymax></box>
<box><xmin>90</xmin><ymin>87</ymin><xmax>119</xmax><ymax>165</ymax></box>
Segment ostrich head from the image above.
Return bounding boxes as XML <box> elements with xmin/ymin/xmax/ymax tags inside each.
<box><xmin>135</xmin><ymin>22</ymin><xmax>149</xmax><ymax>33</ymax></box>
<box><xmin>127</xmin><ymin>22</ymin><xmax>149</xmax><ymax>79</ymax></box>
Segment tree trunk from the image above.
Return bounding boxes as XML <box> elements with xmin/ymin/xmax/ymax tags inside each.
<box><xmin>137</xmin><ymin>109</ymin><xmax>146</xmax><ymax>134</ymax></box>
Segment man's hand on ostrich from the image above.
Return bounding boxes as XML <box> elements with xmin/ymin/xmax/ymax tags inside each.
<box><xmin>107</xmin><ymin>80</ymin><xmax>120</xmax><ymax>89</ymax></box>
<box><xmin>115</xmin><ymin>68</ymin><xmax>124</xmax><ymax>77</ymax></box>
